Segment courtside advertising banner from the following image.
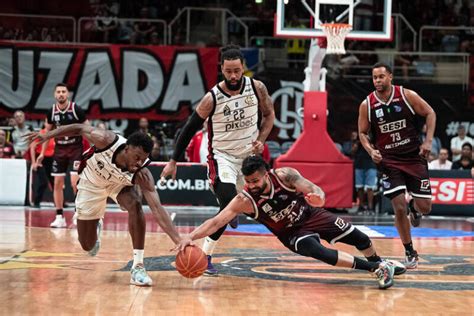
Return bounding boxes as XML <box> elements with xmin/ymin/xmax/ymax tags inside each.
<box><xmin>0</xmin><ymin>42</ymin><xmax>218</xmax><ymax>121</ymax></box>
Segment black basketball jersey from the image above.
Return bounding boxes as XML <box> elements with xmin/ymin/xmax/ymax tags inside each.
<box><xmin>47</xmin><ymin>101</ymin><xmax>86</xmax><ymax>146</ymax></box>
<box><xmin>366</xmin><ymin>85</ymin><xmax>421</xmax><ymax>161</ymax></box>
<box><xmin>242</xmin><ymin>170</ymin><xmax>311</xmax><ymax>237</ymax></box>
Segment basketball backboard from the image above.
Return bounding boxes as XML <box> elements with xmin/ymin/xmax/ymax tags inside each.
<box><xmin>275</xmin><ymin>0</ymin><xmax>392</xmax><ymax>41</ymax></box>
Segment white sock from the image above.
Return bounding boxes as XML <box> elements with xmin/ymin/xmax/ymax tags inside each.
<box><xmin>202</xmin><ymin>237</ymin><xmax>218</xmax><ymax>256</ymax></box>
<box><xmin>133</xmin><ymin>249</ymin><xmax>144</xmax><ymax>268</ymax></box>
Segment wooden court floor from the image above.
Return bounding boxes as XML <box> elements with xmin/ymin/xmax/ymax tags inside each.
<box><xmin>1</xmin><ymin>208</ymin><xmax>473</xmax><ymax>315</ymax></box>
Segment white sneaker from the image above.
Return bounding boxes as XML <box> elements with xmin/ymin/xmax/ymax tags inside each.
<box><xmin>130</xmin><ymin>264</ymin><xmax>153</xmax><ymax>286</ymax></box>
<box><xmin>50</xmin><ymin>215</ymin><xmax>67</xmax><ymax>228</ymax></box>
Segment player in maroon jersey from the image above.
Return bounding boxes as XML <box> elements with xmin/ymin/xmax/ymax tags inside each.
<box><xmin>37</xmin><ymin>83</ymin><xmax>89</xmax><ymax>228</ymax></box>
<box><xmin>358</xmin><ymin>62</ymin><xmax>436</xmax><ymax>269</ymax></box>
<box><xmin>177</xmin><ymin>155</ymin><xmax>406</xmax><ymax>289</ymax></box>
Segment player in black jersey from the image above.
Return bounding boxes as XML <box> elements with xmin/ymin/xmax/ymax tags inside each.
<box><xmin>177</xmin><ymin>155</ymin><xmax>405</xmax><ymax>289</ymax></box>
<box><xmin>358</xmin><ymin>63</ymin><xmax>436</xmax><ymax>269</ymax></box>
<box><xmin>37</xmin><ymin>83</ymin><xmax>89</xmax><ymax>228</ymax></box>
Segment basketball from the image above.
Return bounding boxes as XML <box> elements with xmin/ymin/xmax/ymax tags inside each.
<box><xmin>175</xmin><ymin>246</ymin><xmax>208</xmax><ymax>278</ymax></box>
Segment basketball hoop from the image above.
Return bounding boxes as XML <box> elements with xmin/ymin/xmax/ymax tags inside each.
<box><xmin>321</xmin><ymin>23</ymin><xmax>352</xmax><ymax>54</ymax></box>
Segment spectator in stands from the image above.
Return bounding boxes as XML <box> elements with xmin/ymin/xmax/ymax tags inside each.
<box><xmin>95</xmin><ymin>8</ymin><xmax>119</xmax><ymax>43</ymax></box>
<box><xmin>0</xmin><ymin>129</ymin><xmax>15</xmax><ymax>159</ymax></box>
<box><xmin>421</xmin><ymin>123</ymin><xmax>441</xmax><ymax>157</ymax></box>
<box><xmin>352</xmin><ymin>133</ymin><xmax>377</xmax><ymax>213</ymax></box>
<box><xmin>11</xmin><ymin>111</ymin><xmax>34</xmax><ymax>158</ymax></box>
<box><xmin>30</xmin><ymin>120</ymin><xmax>55</xmax><ymax>207</ymax></box>
<box><xmin>149</xmin><ymin>31</ymin><xmax>160</xmax><ymax>45</ymax></box>
<box><xmin>133</xmin><ymin>7</ymin><xmax>156</xmax><ymax>44</ymax></box>
<box><xmin>395</xmin><ymin>42</ymin><xmax>414</xmax><ymax>81</ymax></box>
<box><xmin>150</xmin><ymin>135</ymin><xmax>164</xmax><ymax>161</ymax></box>
<box><xmin>138</xmin><ymin>117</ymin><xmax>153</xmax><ymax>137</ymax></box>
<box><xmin>428</xmin><ymin>148</ymin><xmax>452</xmax><ymax>170</ymax></box>
<box><xmin>450</xmin><ymin>125</ymin><xmax>473</xmax><ymax>161</ymax></box>
<box><xmin>451</xmin><ymin>142</ymin><xmax>473</xmax><ymax>170</ymax></box>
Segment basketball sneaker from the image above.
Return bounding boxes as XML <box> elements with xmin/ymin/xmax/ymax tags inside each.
<box><xmin>381</xmin><ymin>259</ymin><xmax>407</xmax><ymax>275</ymax></box>
<box><xmin>88</xmin><ymin>219</ymin><xmax>103</xmax><ymax>257</ymax></box>
<box><xmin>408</xmin><ymin>199</ymin><xmax>422</xmax><ymax>227</ymax></box>
<box><xmin>404</xmin><ymin>250</ymin><xmax>419</xmax><ymax>269</ymax></box>
<box><xmin>374</xmin><ymin>261</ymin><xmax>395</xmax><ymax>289</ymax></box>
<box><xmin>204</xmin><ymin>255</ymin><xmax>218</xmax><ymax>276</ymax></box>
<box><xmin>50</xmin><ymin>215</ymin><xmax>67</xmax><ymax>228</ymax></box>
<box><xmin>130</xmin><ymin>264</ymin><xmax>153</xmax><ymax>286</ymax></box>
<box><xmin>229</xmin><ymin>216</ymin><xmax>239</xmax><ymax>229</ymax></box>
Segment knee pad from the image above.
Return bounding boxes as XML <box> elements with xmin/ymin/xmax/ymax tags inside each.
<box><xmin>296</xmin><ymin>236</ymin><xmax>338</xmax><ymax>266</ymax></box>
<box><xmin>214</xmin><ymin>180</ymin><xmax>238</xmax><ymax>210</ymax></box>
<box><xmin>338</xmin><ymin>228</ymin><xmax>372</xmax><ymax>251</ymax></box>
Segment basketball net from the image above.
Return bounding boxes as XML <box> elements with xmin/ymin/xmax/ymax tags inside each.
<box><xmin>321</xmin><ymin>23</ymin><xmax>352</xmax><ymax>54</ymax></box>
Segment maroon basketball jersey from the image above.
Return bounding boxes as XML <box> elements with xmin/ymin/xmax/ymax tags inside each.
<box><xmin>366</xmin><ymin>85</ymin><xmax>421</xmax><ymax>160</ymax></box>
<box><xmin>47</xmin><ymin>101</ymin><xmax>86</xmax><ymax>146</ymax></box>
<box><xmin>242</xmin><ymin>170</ymin><xmax>310</xmax><ymax>236</ymax></box>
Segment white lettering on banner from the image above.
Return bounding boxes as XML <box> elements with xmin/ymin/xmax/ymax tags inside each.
<box><xmin>121</xmin><ymin>51</ymin><xmax>163</xmax><ymax>109</ymax></box>
<box><xmin>0</xmin><ymin>49</ymin><xmax>34</xmax><ymax>108</ymax></box>
<box><xmin>430</xmin><ymin>178</ymin><xmax>473</xmax><ymax>205</ymax></box>
<box><xmin>35</xmin><ymin>51</ymin><xmax>75</xmax><ymax>110</ymax></box>
<box><xmin>75</xmin><ymin>52</ymin><xmax>120</xmax><ymax>110</ymax></box>
<box><xmin>156</xmin><ymin>179</ymin><xmax>211</xmax><ymax>191</ymax></box>
<box><xmin>271</xmin><ymin>81</ymin><xmax>304</xmax><ymax>140</ymax></box>
<box><xmin>446</xmin><ymin>121</ymin><xmax>474</xmax><ymax>137</ymax></box>
<box><xmin>162</xmin><ymin>53</ymin><xmax>206</xmax><ymax>111</ymax></box>
<box><xmin>0</xmin><ymin>48</ymin><xmax>209</xmax><ymax>112</ymax></box>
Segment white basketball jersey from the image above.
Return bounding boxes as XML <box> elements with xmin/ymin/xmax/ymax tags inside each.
<box><xmin>208</xmin><ymin>76</ymin><xmax>259</xmax><ymax>158</ymax></box>
<box><xmin>79</xmin><ymin>135</ymin><xmax>148</xmax><ymax>187</ymax></box>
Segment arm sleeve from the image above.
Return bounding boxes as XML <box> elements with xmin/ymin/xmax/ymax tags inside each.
<box><xmin>172</xmin><ymin>112</ymin><xmax>205</xmax><ymax>161</ymax></box>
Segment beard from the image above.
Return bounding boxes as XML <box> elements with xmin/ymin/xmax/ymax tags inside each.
<box><xmin>224</xmin><ymin>76</ymin><xmax>243</xmax><ymax>91</ymax></box>
<box><xmin>250</xmin><ymin>180</ymin><xmax>267</xmax><ymax>196</ymax></box>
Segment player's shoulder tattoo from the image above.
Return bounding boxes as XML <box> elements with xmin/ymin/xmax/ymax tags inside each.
<box><xmin>277</xmin><ymin>167</ymin><xmax>301</xmax><ymax>184</ymax></box>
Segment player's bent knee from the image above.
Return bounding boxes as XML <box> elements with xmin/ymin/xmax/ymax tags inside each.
<box><xmin>416</xmin><ymin>199</ymin><xmax>432</xmax><ymax>215</ymax></box>
<box><xmin>338</xmin><ymin>228</ymin><xmax>372</xmax><ymax>251</ymax></box>
<box><xmin>296</xmin><ymin>236</ymin><xmax>338</xmax><ymax>266</ymax></box>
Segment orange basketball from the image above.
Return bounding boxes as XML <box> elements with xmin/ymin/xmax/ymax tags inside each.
<box><xmin>175</xmin><ymin>246</ymin><xmax>208</xmax><ymax>278</ymax></box>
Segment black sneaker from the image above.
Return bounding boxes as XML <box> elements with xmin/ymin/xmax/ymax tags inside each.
<box><xmin>408</xmin><ymin>200</ymin><xmax>422</xmax><ymax>227</ymax></box>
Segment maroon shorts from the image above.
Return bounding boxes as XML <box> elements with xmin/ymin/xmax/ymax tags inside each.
<box><xmin>278</xmin><ymin>208</ymin><xmax>354</xmax><ymax>253</ymax></box>
<box><xmin>379</xmin><ymin>157</ymin><xmax>431</xmax><ymax>200</ymax></box>
<box><xmin>52</xmin><ymin>145</ymin><xmax>83</xmax><ymax>176</ymax></box>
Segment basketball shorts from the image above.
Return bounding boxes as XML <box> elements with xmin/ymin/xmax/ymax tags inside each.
<box><xmin>75</xmin><ymin>178</ymin><xmax>127</xmax><ymax>220</ymax></box>
<box><xmin>279</xmin><ymin>208</ymin><xmax>354</xmax><ymax>253</ymax></box>
<box><xmin>52</xmin><ymin>145</ymin><xmax>83</xmax><ymax>176</ymax></box>
<box><xmin>379</xmin><ymin>159</ymin><xmax>432</xmax><ymax>200</ymax></box>
<box><xmin>207</xmin><ymin>150</ymin><xmax>245</xmax><ymax>193</ymax></box>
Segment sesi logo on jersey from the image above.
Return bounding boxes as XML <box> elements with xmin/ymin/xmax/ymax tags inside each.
<box><xmin>379</xmin><ymin>119</ymin><xmax>406</xmax><ymax>133</ymax></box>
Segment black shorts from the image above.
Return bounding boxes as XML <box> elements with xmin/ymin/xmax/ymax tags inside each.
<box><xmin>379</xmin><ymin>157</ymin><xmax>431</xmax><ymax>200</ymax></box>
<box><xmin>52</xmin><ymin>145</ymin><xmax>83</xmax><ymax>176</ymax></box>
<box><xmin>278</xmin><ymin>208</ymin><xmax>354</xmax><ymax>253</ymax></box>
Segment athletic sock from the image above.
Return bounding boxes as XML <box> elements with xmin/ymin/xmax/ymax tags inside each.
<box><xmin>202</xmin><ymin>237</ymin><xmax>218</xmax><ymax>256</ymax></box>
<box><xmin>56</xmin><ymin>208</ymin><xmax>63</xmax><ymax>216</ymax></box>
<box><xmin>366</xmin><ymin>254</ymin><xmax>382</xmax><ymax>263</ymax></box>
<box><xmin>352</xmin><ymin>257</ymin><xmax>380</xmax><ymax>272</ymax></box>
<box><xmin>403</xmin><ymin>241</ymin><xmax>414</xmax><ymax>254</ymax></box>
<box><xmin>133</xmin><ymin>249</ymin><xmax>144</xmax><ymax>268</ymax></box>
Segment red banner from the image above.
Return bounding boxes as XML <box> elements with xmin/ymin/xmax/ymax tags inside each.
<box><xmin>430</xmin><ymin>178</ymin><xmax>474</xmax><ymax>205</ymax></box>
<box><xmin>0</xmin><ymin>42</ymin><xmax>219</xmax><ymax>121</ymax></box>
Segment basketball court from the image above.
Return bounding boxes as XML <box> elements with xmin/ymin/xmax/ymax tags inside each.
<box><xmin>1</xmin><ymin>206</ymin><xmax>473</xmax><ymax>314</ymax></box>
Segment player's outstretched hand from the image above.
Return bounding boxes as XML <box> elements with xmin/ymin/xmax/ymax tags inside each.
<box><xmin>171</xmin><ymin>234</ymin><xmax>194</xmax><ymax>252</ymax></box>
<box><xmin>252</xmin><ymin>140</ymin><xmax>264</xmax><ymax>154</ymax></box>
<box><xmin>160</xmin><ymin>160</ymin><xmax>177</xmax><ymax>183</ymax></box>
<box><xmin>23</xmin><ymin>131</ymin><xmax>46</xmax><ymax>145</ymax></box>
<box><xmin>305</xmin><ymin>192</ymin><xmax>325</xmax><ymax>207</ymax></box>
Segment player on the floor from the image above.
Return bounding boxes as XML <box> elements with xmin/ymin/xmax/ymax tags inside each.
<box><xmin>176</xmin><ymin>155</ymin><xmax>405</xmax><ymax>289</ymax></box>
<box><xmin>160</xmin><ymin>44</ymin><xmax>275</xmax><ymax>275</ymax></box>
<box><xmin>358</xmin><ymin>62</ymin><xmax>436</xmax><ymax>269</ymax></box>
<box><xmin>26</xmin><ymin>123</ymin><xmax>190</xmax><ymax>286</ymax></box>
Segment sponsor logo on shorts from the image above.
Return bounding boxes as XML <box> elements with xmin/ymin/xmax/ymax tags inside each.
<box><xmin>420</xmin><ymin>179</ymin><xmax>430</xmax><ymax>190</ymax></box>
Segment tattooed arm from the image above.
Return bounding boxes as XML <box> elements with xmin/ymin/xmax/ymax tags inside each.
<box><xmin>253</xmin><ymin>80</ymin><xmax>275</xmax><ymax>154</ymax></box>
<box><xmin>275</xmin><ymin>167</ymin><xmax>326</xmax><ymax>207</ymax></box>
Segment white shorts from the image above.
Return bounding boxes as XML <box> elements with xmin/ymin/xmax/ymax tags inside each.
<box><xmin>75</xmin><ymin>178</ymin><xmax>128</xmax><ymax>220</ymax></box>
<box><xmin>208</xmin><ymin>150</ymin><xmax>245</xmax><ymax>192</ymax></box>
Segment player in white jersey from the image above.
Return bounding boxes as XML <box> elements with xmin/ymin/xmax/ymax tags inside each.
<box><xmin>26</xmin><ymin>124</ymin><xmax>190</xmax><ymax>286</ymax></box>
<box><xmin>161</xmin><ymin>44</ymin><xmax>275</xmax><ymax>275</ymax></box>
